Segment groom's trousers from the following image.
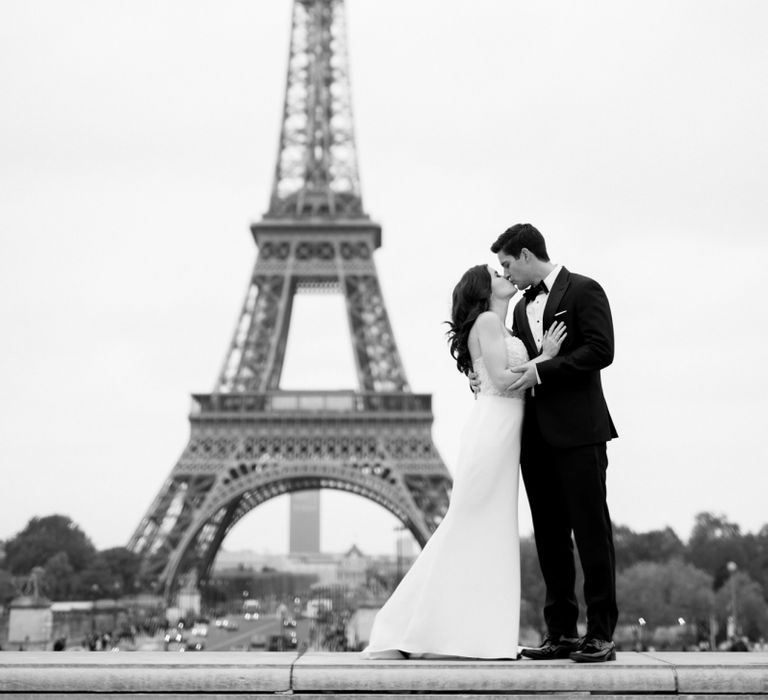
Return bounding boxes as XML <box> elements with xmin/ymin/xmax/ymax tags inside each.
<box><xmin>520</xmin><ymin>407</ymin><xmax>618</xmax><ymax>643</ymax></box>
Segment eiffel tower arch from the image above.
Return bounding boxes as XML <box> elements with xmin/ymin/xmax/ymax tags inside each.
<box><xmin>128</xmin><ymin>0</ymin><xmax>452</xmax><ymax>600</ymax></box>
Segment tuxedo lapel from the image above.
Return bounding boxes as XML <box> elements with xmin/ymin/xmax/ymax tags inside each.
<box><xmin>543</xmin><ymin>267</ymin><xmax>571</xmax><ymax>331</ymax></box>
<box><xmin>513</xmin><ymin>297</ymin><xmax>539</xmax><ymax>359</ymax></box>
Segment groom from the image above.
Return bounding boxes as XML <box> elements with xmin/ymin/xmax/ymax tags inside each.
<box><xmin>488</xmin><ymin>223</ymin><xmax>618</xmax><ymax>663</ymax></box>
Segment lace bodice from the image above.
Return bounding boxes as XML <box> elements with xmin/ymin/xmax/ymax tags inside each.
<box><xmin>473</xmin><ymin>335</ymin><xmax>529</xmax><ymax>399</ymax></box>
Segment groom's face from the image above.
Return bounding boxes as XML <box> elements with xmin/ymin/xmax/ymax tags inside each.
<box><xmin>498</xmin><ymin>251</ymin><xmax>534</xmax><ymax>288</ymax></box>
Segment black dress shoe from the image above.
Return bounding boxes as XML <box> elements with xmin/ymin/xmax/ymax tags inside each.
<box><xmin>569</xmin><ymin>638</ymin><xmax>616</xmax><ymax>663</ymax></box>
<box><xmin>520</xmin><ymin>634</ymin><xmax>582</xmax><ymax>660</ymax></box>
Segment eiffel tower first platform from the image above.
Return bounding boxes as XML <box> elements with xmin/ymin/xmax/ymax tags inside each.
<box><xmin>128</xmin><ymin>0</ymin><xmax>452</xmax><ymax>600</ymax></box>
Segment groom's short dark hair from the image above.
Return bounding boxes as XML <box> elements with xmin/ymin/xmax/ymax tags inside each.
<box><xmin>491</xmin><ymin>223</ymin><xmax>550</xmax><ymax>261</ymax></box>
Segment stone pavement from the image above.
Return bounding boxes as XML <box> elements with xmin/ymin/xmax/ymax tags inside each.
<box><xmin>0</xmin><ymin>651</ymin><xmax>767</xmax><ymax>698</ymax></box>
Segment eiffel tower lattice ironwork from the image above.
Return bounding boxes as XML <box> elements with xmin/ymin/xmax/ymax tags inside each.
<box><xmin>128</xmin><ymin>0</ymin><xmax>452</xmax><ymax>598</ymax></box>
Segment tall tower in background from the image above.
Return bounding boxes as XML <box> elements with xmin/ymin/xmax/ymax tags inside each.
<box><xmin>290</xmin><ymin>491</ymin><xmax>320</xmax><ymax>554</ymax></box>
<box><xmin>128</xmin><ymin>0</ymin><xmax>452</xmax><ymax>600</ymax></box>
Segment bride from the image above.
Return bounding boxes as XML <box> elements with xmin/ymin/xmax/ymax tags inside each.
<box><xmin>361</xmin><ymin>264</ymin><xmax>566</xmax><ymax>660</ymax></box>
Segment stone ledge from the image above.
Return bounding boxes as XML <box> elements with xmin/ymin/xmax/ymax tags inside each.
<box><xmin>0</xmin><ymin>697</ymin><xmax>766</xmax><ymax>700</ymax></box>
<box><xmin>643</xmin><ymin>651</ymin><xmax>768</xmax><ymax>694</ymax></box>
<box><xmin>295</xmin><ymin>651</ymin><xmax>673</xmax><ymax>694</ymax></box>
<box><xmin>0</xmin><ymin>651</ymin><xmax>766</xmax><ymax>697</ymax></box>
<box><xmin>0</xmin><ymin>652</ymin><xmax>294</xmax><ymax>693</ymax></box>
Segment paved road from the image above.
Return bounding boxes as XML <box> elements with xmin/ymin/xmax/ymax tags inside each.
<box><xmin>201</xmin><ymin>615</ymin><xmax>310</xmax><ymax>652</ymax></box>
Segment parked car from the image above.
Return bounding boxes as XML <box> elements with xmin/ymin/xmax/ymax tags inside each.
<box><xmin>250</xmin><ymin>634</ymin><xmax>267</xmax><ymax>649</ymax></box>
<box><xmin>267</xmin><ymin>633</ymin><xmax>298</xmax><ymax>651</ymax></box>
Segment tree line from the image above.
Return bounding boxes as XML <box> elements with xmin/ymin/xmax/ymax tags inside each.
<box><xmin>0</xmin><ymin>515</ymin><xmax>143</xmax><ymax>603</ymax></box>
<box><xmin>520</xmin><ymin>512</ymin><xmax>768</xmax><ymax>641</ymax></box>
<box><xmin>1</xmin><ymin>511</ymin><xmax>767</xmax><ymax>641</ymax></box>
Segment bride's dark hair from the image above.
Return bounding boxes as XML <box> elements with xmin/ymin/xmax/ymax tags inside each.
<box><xmin>446</xmin><ymin>264</ymin><xmax>492</xmax><ymax>376</ymax></box>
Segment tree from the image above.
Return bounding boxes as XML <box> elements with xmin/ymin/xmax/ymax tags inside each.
<box><xmin>99</xmin><ymin>547</ymin><xmax>141</xmax><ymax>596</ymax></box>
<box><xmin>687</xmin><ymin>512</ymin><xmax>746</xmax><ymax>589</ymax></box>
<box><xmin>715</xmin><ymin>570</ymin><xmax>768</xmax><ymax>641</ymax></box>
<box><xmin>617</xmin><ymin>559</ymin><xmax>714</xmax><ymax>630</ymax></box>
<box><xmin>42</xmin><ymin>552</ymin><xmax>78</xmax><ymax>601</ymax></box>
<box><xmin>739</xmin><ymin>528</ymin><xmax>768</xmax><ymax>604</ymax></box>
<box><xmin>4</xmin><ymin>515</ymin><xmax>96</xmax><ymax>575</ymax></box>
<box><xmin>0</xmin><ymin>569</ymin><xmax>18</xmax><ymax>605</ymax></box>
<box><xmin>614</xmin><ymin>524</ymin><xmax>685</xmax><ymax>571</ymax></box>
<box><xmin>79</xmin><ymin>554</ymin><xmax>118</xmax><ymax>598</ymax></box>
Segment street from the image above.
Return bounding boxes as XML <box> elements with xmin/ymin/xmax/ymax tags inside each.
<box><xmin>198</xmin><ymin>615</ymin><xmax>311</xmax><ymax>652</ymax></box>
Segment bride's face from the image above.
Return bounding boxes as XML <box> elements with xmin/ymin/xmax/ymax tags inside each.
<box><xmin>488</xmin><ymin>266</ymin><xmax>517</xmax><ymax>300</ymax></box>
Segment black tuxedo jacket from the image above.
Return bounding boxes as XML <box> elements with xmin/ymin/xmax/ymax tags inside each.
<box><xmin>512</xmin><ymin>267</ymin><xmax>618</xmax><ymax>449</ymax></box>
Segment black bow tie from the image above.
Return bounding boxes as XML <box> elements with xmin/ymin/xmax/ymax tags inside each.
<box><xmin>524</xmin><ymin>280</ymin><xmax>548</xmax><ymax>303</ymax></box>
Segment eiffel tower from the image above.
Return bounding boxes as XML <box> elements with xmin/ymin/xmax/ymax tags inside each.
<box><xmin>128</xmin><ymin>0</ymin><xmax>452</xmax><ymax>600</ymax></box>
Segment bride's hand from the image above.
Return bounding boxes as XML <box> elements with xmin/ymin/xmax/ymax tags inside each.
<box><xmin>468</xmin><ymin>369</ymin><xmax>481</xmax><ymax>398</ymax></box>
<box><xmin>541</xmin><ymin>321</ymin><xmax>567</xmax><ymax>358</ymax></box>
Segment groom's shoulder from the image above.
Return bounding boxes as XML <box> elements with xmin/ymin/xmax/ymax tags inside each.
<box><xmin>565</xmin><ymin>268</ymin><xmax>605</xmax><ymax>292</ymax></box>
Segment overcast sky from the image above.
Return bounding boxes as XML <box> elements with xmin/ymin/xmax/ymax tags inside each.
<box><xmin>1</xmin><ymin>0</ymin><xmax>767</xmax><ymax>559</ymax></box>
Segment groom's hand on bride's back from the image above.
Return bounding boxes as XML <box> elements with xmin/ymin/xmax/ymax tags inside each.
<box><xmin>468</xmin><ymin>370</ymin><xmax>481</xmax><ymax>398</ymax></box>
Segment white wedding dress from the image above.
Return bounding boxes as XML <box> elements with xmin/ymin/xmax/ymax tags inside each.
<box><xmin>361</xmin><ymin>335</ymin><xmax>528</xmax><ymax>660</ymax></box>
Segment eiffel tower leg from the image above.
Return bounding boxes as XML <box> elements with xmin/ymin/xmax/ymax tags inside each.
<box><xmin>343</xmin><ymin>272</ymin><xmax>409</xmax><ymax>393</ymax></box>
<box><xmin>216</xmin><ymin>273</ymin><xmax>291</xmax><ymax>393</ymax></box>
<box><xmin>128</xmin><ymin>478</ymin><xmax>176</xmax><ymax>555</ymax></box>
<box><xmin>196</xmin><ymin>498</ymin><xmax>241</xmax><ymax>582</ymax></box>
<box><xmin>129</xmin><ymin>473</ymin><xmax>217</xmax><ymax>591</ymax></box>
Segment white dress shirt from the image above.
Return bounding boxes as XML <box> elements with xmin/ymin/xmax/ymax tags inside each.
<box><xmin>525</xmin><ymin>264</ymin><xmax>562</xmax><ymax>387</ymax></box>
<box><xmin>526</xmin><ymin>264</ymin><xmax>563</xmax><ymax>351</ymax></box>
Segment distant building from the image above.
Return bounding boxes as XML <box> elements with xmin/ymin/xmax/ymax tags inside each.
<box><xmin>210</xmin><ymin>567</ymin><xmax>319</xmax><ymax>602</ymax></box>
<box><xmin>8</xmin><ymin>594</ymin><xmax>52</xmax><ymax>651</ymax></box>
<box><xmin>284</xmin><ymin>553</ymin><xmax>339</xmax><ymax>585</ymax></box>
<box><xmin>212</xmin><ymin>544</ymin><xmax>416</xmax><ymax>595</ymax></box>
<box><xmin>290</xmin><ymin>491</ymin><xmax>321</xmax><ymax>555</ymax></box>
<box><xmin>8</xmin><ymin>568</ymin><xmax>51</xmax><ymax>650</ymax></box>
<box><xmin>337</xmin><ymin>545</ymin><xmax>367</xmax><ymax>590</ymax></box>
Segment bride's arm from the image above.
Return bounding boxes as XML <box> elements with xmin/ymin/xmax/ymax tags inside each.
<box><xmin>531</xmin><ymin>321</ymin><xmax>567</xmax><ymax>365</ymax></box>
<box><xmin>474</xmin><ymin>313</ymin><xmax>524</xmax><ymax>391</ymax></box>
<box><xmin>503</xmin><ymin>322</ymin><xmax>568</xmax><ymax>390</ymax></box>
<box><xmin>477</xmin><ymin>317</ymin><xmax>567</xmax><ymax>392</ymax></box>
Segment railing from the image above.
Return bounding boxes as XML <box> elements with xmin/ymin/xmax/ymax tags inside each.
<box><xmin>190</xmin><ymin>391</ymin><xmax>432</xmax><ymax>416</ymax></box>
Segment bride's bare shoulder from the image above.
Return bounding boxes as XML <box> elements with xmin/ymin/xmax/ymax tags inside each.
<box><xmin>472</xmin><ymin>311</ymin><xmax>505</xmax><ymax>336</ymax></box>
